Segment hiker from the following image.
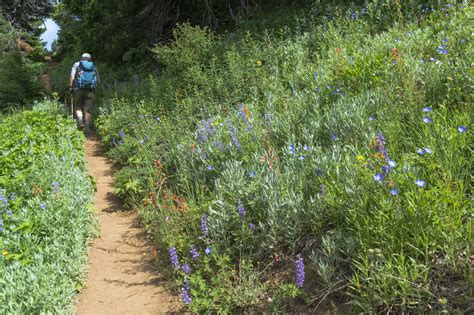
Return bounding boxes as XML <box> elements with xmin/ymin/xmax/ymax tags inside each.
<box><xmin>69</xmin><ymin>53</ymin><xmax>99</xmax><ymax>134</ymax></box>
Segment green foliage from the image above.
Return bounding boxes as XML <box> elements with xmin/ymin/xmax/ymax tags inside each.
<box><xmin>0</xmin><ymin>15</ymin><xmax>43</xmax><ymax>110</ymax></box>
<box><xmin>0</xmin><ymin>100</ymin><xmax>95</xmax><ymax>313</ymax></box>
<box><xmin>96</xmin><ymin>2</ymin><xmax>472</xmax><ymax>313</ymax></box>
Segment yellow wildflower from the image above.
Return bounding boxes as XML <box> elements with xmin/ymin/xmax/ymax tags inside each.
<box><xmin>356</xmin><ymin>155</ymin><xmax>365</xmax><ymax>162</ymax></box>
<box><xmin>2</xmin><ymin>251</ymin><xmax>8</xmax><ymax>256</ymax></box>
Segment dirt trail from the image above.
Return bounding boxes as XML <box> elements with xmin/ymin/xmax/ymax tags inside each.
<box><xmin>76</xmin><ymin>136</ymin><xmax>178</xmax><ymax>315</ymax></box>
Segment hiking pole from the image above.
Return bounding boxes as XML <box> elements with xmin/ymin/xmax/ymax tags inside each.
<box><xmin>70</xmin><ymin>90</ymin><xmax>74</xmax><ymax>119</ymax></box>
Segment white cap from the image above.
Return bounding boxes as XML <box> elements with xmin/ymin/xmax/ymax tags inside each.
<box><xmin>81</xmin><ymin>53</ymin><xmax>91</xmax><ymax>59</ymax></box>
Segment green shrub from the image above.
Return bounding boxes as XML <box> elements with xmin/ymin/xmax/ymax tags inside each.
<box><xmin>0</xmin><ymin>100</ymin><xmax>95</xmax><ymax>313</ymax></box>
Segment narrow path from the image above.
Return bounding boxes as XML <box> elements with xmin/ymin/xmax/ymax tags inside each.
<box><xmin>76</xmin><ymin>136</ymin><xmax>178</xmax><ymax>314</ymax></box>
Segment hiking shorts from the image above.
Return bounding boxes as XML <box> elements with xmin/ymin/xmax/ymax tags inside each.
<box><xmin>73</xmin><ymin>88</ymin><xmax>94</xmax><ymax>113</ymax></box>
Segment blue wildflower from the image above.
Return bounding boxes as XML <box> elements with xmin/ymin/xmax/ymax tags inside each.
<box><xmin>417</xmin><ymin>148</ymin><xmax>426</xmax><ymax>155</ymax></box>
<box><xmin>190</xmin><ymin>247</ymin><xmax>200</xmax><ymax>260</ymax></box>
<box><xmin>248</xmin><ymin>171</ymin><xmax>256</xmax><ymax>177</ymax></box>
<box><xmin>313</xmin><ymin>72</ymin><xmax>318</xmax><ymax>80</ymax></box>
<box><xmin>382</xmin><ymin>166</ymin><xmax>391</xmax><ymax>174</ymax></box>
<box><xmin>415</xmin><ymin>179</ymin><xmax>426</xmax><ymax>187</ymax></box>
<box><xmin>288</xmin><ymin>144</ymin><xmax>295</xmax><ymax>154</ymax></box>
<box><xmin>388</xmin><ymin>160</ymin><xmax>396</xmax><ymax>168</ymax></box>
<box><xmin>369</xmin><ymin>116</ymin><xmax>375</xmax><ymax>121</ymax></box>
<box><xmin>118</xmin><ymin>130</ymin><xmax>125</xmax><ymax>140</ymax></box>
<box><xmin>423</xmin><ymin>107</ymin><xmax>432</xmax><ymax>112</ymax></box>
<box><xmin>207</xmin><ymin>165</ymin><xmax>215</xmax><ymax>171</ymax></box>
<box><xmin>205</xmin><ymin>247</ymin><xmax>212</xmax><ymax>255</ymax></box>
<box><xmin>237</xmin><ymin>200</ymin><xmax>245</xmax><ymax>221</ymax></box>
<box><xmin>214</xmin><ymin>140</ymin><xmax>225</xmax><ymax>151</ymax></box>
<box><xmin>424</xmin><ymin>147</ymin><xmax>432</xmax><ymax>154</ymax></box>
<box><xmin>407</xmin><ymin>31</ymin><xmax>413</xmax><ymax>37</ymax></box>
<box><xmin>203</xmin><ymin>119</ymin><xmax>215</xmax><ymax>137</ymax></box>
<box><xmin>422</xmin><ymin>117</ymin><xmax>431</xmax><ymax>123</ymax></box>
<box><xmin>303</xmin><ymin>145</ymin><xmax>309</xmax><ymax>151</ymax></box>
<box><xmin>228</xmin><ymin>121</ymin><xmax>241</xmax><ymax>150</ymax></box>
<box><xmin>350</xmin><ymin>12</ymin><xmax>357</xmax><ymax>20</ymax></box>
<box><xmin>9</xmin><ymin>193</ymin><xmax>16</xmax><ymax>200</ymax></box>
<box><xmin>40</xmin><ymin>202</ymin><xmax>46</xmax><ymax>210</ymax></box>
<box><xmin>169</xmin><ymin>247</ymin><xmax>179</xmax><ymax>269</ymax></box>
<box><xmin>458</xmin><ymin>126</ymin><xmax>466</xmax><ymax>133</ymax></box>
<box><xmin>0</xmin><ymin>196</ymin><xmax>7</xmax><ymax>207</ymax></box>
<box><xmin>295</xmin><ymin>254</ymin><xmax>305</xmax><ymax>288</ymax></box>
<box><xmin>376</xmin><ymin>132</ymin><xmax>390</xmax><ymax>161</ymax></box>
<box><xmin>181</xmin><ymin>263</ymin><xmax>191</xmax><ymax>274</ymax></box>
<box><xmin>248</xmin><ymin>223</ymin><xmax>256</xmax><ymax>231</ymax></box>
<box><xmin>390</xmin><ymin>188</ymin><xmax>399</xmax><ymax>196</ymax></box>
<box><xmin>374</xmin><ymin>173</ymin><xmax>384</xmax><ymax>182</ymax></box>
<box><xmin>437</xmin><ymin>45</ymin><xmax>448</xmax><ymax>54</ymax></box>
<box><xmin>330</xmin><ymin>134</ymin><xmax>337</xmax><ymax>141</ymax></box>
<box><xmin>180</xmin><ymin>285</ymin><xmax>192</xmax><ymax>305</ymax></box>
<box><xmin>201</xmin><ymin>215</ymin><xmax>209</xmax><ymax>237</ymax></box>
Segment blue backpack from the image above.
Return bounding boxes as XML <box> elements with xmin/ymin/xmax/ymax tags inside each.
<box><xmin>76</xmin><ymin>60</ymin><xmax>97</xmax><ymax>89</ymax></box>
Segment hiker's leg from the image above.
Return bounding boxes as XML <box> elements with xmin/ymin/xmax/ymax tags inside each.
<box><xmin>84</xmin><ymin>90</ymin><xmax>95</xmax><ymax>129</ymax></box>
<box><xmin>73</xmin><ymin>90</ymin><xmax>85</xmax><ymax>126</ymax></box>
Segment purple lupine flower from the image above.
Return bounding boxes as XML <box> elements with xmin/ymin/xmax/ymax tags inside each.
<box><xmin>228</xmin><ymin>121</ymin><xmax>241</xmax><ymax>150</ymax></box>
<box><xmin>198</xmin><ymin>126</ymin><xmax>208</xmax><ymax>143</ymax></box>
<box><xmin>424</xmin><ymin>147</ymin><xmax>433</xmax><ymax>154</ymax></box>
<box><xmin>118</xmin><ymin>130</ymin><xmax>125</xmax><ymax>140</ymax></box>
<box><xmin>390</xmin><ymin>188</ymin><xmax>399</xmax><ymax>196</ymax></box>
<box><xmin>330</xmin><ymin>134</ymin><xmax>337</xmax><ymax>141</ymax></box>
<box><xmin>169</xmin><ymin>247</ymin><xmax>179</xmax><ymax>269</ymax></box>
<box><xmin>181</xmin><ymin>263</ymin><xmax>191</xmax><ymax>274</ymax></box>
<box><xmin>215</xmin><ymin>140</ymin><xmax>225</xmax><ymax>151</ymax></box>
<box><xmin>376</xmin><ymin>132</ymin><xmax>390</xmax><ymax>161</ymax></box>
<box><xmin>180</xmin><ymin>285</ymin><xmax>192</xmax><ymax>305</ymax></box>
<box><xmin>374</xmin><ymin>173</ymin><xmax>384</xmax><ymax>182</ymax></box>
<box><xmin>417</xmin><ymin>148</ymin><xmax>426</xmax><ymax>155</ymax></box>
<box><xmin>0</xmin><ymin>196</ymin><xmax>7</xmax><ymax>207</ymax></box>
<box><xmin>295</xmin><ymin>254</ymin><xmax>305</xmax><ymax>288</ymax></box>
<box><xmin>238</xmin><ymin>103</ymin><xmax>248</xmax><ymax>122</ymax></box>
<box><xmin>415</xmin><ymin>179</ymin><xmax>426</xmax><ymax>187</ymax></box>
<box><xmin>382</xmin><ymin>166</ymin><xmax>391</xmax><ymax>174</ymax></box>
<box><xmin>388</xmin><ymin>160</ymin><xmax>396</xmax><ymax>168</ymax></box>
<box><xmin>458</xmin><ymin>126</ymin><xmax>466</xmax><ymax>133</ymax></box>
<box><xmin>205</xmin><ymin>247</ymin><xmax>212</xmax><ymax>255</ymax></box>
<box><xmin>201</xmin><ymin>215</ymin><xmax>209</xmax><ymax>237</ymax></box>
<box><xmin>199</xmin><ymin>145</ymin><xmax>207</xmax><ymax>160</ymax></box>
<box><xmin>422</xmin><ymin>117</ymin><xmax>431</xmax><ymax>123</ymax></box>
<box><xmin>237</xmin><ymin>200</ymin><xmax>245</xmax><ymax>221</ymax></box>
<box><xmin>248</xmin><ymin>223</ymin><xmax>256</xmax><ymax>231</ymax></box>
<box><xmin>190</xmin><ymin>247</ymin><xmax>200</xmax><ymax>260</ymax></box>
<box><xmin>203</xmin><ymin>119</ymin><xmax>215</xmax><ymax>137</ymax></box>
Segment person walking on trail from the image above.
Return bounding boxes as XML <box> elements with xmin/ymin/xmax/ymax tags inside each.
<box><xmin>69</xmin><ymin>53</ymin><xmax>99</xmax><ymax>134</ymax></box>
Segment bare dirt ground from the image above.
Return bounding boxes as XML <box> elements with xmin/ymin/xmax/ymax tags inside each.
<box><xmin>75</xmin><ymin>135</ymin><xmax>179</xmax><ymax>315</ymax></box>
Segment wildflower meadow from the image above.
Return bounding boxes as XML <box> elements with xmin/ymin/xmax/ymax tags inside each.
<box><xmin>95</xmin><ymin>2</ymin><xmax>472</xmax><ymax>313</ymax></box>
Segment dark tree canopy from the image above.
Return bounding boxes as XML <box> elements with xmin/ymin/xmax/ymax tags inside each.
<box><xmin>1</xmin><ymin>0</ymin><xmax>52</xmax><ymax>31</ymax></box>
